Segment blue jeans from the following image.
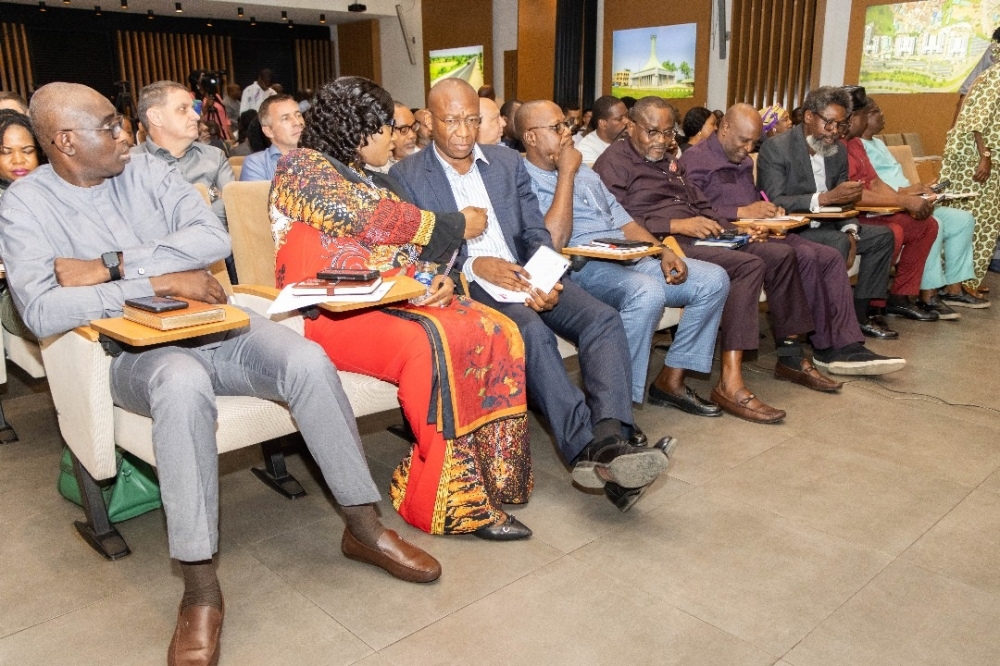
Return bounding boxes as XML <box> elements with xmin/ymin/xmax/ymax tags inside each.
<box><xmin>573</xmin><ymin>256</ymin><xmax>729</xmax><ymax>403</ymax></box>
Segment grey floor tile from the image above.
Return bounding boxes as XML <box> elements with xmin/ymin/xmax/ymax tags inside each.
<box><xmin>573</xmin><ymin>489</ymin><xmax>891</xmax><ymax>655</ymax></box>
<box><xmin>899</xmin><ymin>488</ymin><xmax>1000</xmax><ymax>594</ymax></box>
<box><xmin>380</xmin><ymin>557</ymin><xmax>776</xmax><ymax>666</ymax></box>
<box><xmin>981</xmin><ymin>467</ymin><xmax>1000</xmax><ymax>495</ymax></box>
<box><xmin>702</xmin><ymin>438</ymin><xmax>970</xmax><ymax>555</ymax></box>
<box><xmin>786</xmin><ymin>562</ymin><xmax>1000</xmax><ymax>666</ymax></box>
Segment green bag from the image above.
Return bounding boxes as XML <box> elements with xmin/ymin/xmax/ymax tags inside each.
<box><xmin>58</xmin><ymin>446</ymin><xmax>163</xmax><ymax>522</ymax></box>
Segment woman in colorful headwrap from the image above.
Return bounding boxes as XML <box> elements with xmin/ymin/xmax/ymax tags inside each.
<box><xmin>760</xmin><ymin>104</ymin><xmax>793</xmax><ymax>139</ymax></box>
<box><xmin>270</xmin><ymin>77</ymin><xmax>533</xmax><ymax>539</ymax></box>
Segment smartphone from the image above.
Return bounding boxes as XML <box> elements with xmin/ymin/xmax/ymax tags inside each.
<box><xmin>930</xmin><ymin>179</ymin><xmax>951</xmax><ymax>194</ymax></box>
<box><xmin>717</xmin><ymin>230</ymin><xmax>747</xmax><ymax>240</ymax></box>
<box><xmin>124</xmin><ymin>296</ymin><xmax>189</xmax><ymax>313</ymax></box>
<box><xmin>315</xmin><ymin>268</ymin><xmax>380</xmax><ymax>282</ymax></box>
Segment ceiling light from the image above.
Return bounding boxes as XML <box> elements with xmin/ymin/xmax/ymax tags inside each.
<box><xmin>39</xmin><ymin>1</ymin><xmax>46</xmax><ymax>11</ymax></box>
<box><xmin>206</xmin><ymin>21</ymin><xmax>213</xmax><ymax>27</ymax></box>
<box><xmin>237</xmin><ymin>7</ymin><xmax>243</xmax><ymax>18</ymax></box>
<box><xmin>63</xmin><ymin>0</ymin><xmax>70</xmax><ymax>4</ymax></box>
<box><xmin>175</xmin><ymin>3</ymin><xmax>182</xmax><ymax>13</ymax></box>
<box><xmin>319</xmin><ymin>13</ymin><xmax>326</xmax><ymax>24</ymax></box>
<box><xmin>288</xmin><ymin>20</ymin><xmax>294</xmax><ymax>28</ymax></box>
<box><xmin>348</xmin><ymin>2</ymin><xmax>367</xmax><ymax>12</ymax></box>
<box><xmin>120</xmin><ymin>0</ymin><xmax>127</xmax><ymax>7</ymax></box>
<box><xmin>147</xmin><ymin>9</ymin><xmax>153</xmax><ymax>18</ymax></box>
<box><xmin>281</xmin><ymin>10</ymin><xmax>287</xmax><ymax>20</ymax></box>
<box><xmin>249</xmin><ymin>16</ymin><xmax>256</xmax><ymax>25</ymax></box>
<box><xmin>94</xmin><ymin>4</ymin><xmax>101</xmax><ymax>15</ymax></box>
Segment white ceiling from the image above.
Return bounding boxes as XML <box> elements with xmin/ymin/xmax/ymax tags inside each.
<box><xmin>5</xmin><ymin>0</ymin><xmax>407</xmax><ymax>25</ymax></box>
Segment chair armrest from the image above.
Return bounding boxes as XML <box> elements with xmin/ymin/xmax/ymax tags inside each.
<box><xmin>229</xmin><ymin>284</ymin><xmax>305</xmax><ymax>334</ymax></box>
<box><xmin>38</xmin><ymin>327</ymin><xmax>118</xmax><ymax>480</ymax></box>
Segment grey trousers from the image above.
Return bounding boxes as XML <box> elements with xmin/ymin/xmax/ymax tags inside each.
<box><xmin>109</xmin><ymin>311</ymin><xmax>382</xmax><ymax>562</ymax></box>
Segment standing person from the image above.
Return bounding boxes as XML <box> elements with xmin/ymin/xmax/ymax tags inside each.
<box><xmin>240</xmin><ymin>68</ymin><xmax>276</xmax><ymax>114</ymax></box>
<box><xmin>953</xmin><ymin>27</ymin><xmax>1000</xmax><ymax>124</ymax></box>
<box><xmin>576</xmin><ymin>95</ymin><xmax>630</xmax><ymax>167</ymax></box>
<box><xmin>222</xmin><ymin>83</ymin><xmax>242</xmax><ymax>130</ymax></box>
<box><xmin>940</xmin><ymin>56</ymin><xmax>1000</xmax><ymax>297</ymax></box>
<box><xmin>239</xmin><ymin>94</ymin><xmax>303</xmax><ymax>182</ymax></box>
<box><xmin>391</xmin><ymin>80</ymin><xmax>674</xmax><ymax>497</ymax></box>
<box><xmin>271</xmin><ymin>77</ymin><xmax>534</xmax><ymax>540</ymax></box>
<box><xmin>1</xmin><ymin>82</ymin><xmax>441</xmax><ymax>666</ymax></box>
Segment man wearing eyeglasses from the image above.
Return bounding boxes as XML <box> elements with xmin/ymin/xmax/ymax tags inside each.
<box><xmin>392</xmin><ymin>79</ymin><xmax>675</xmax><ymax>501</ymax></box>
<box><xmin>595</xmin><ymin>96</ymin><xmax>820</xmax><ymax>424</ymax></box>
<box><xmin>368</xmin><ymin>102</ymin><xmax>421</xmax><ymax>174</ymax></box>
<box><xmin>239</xmin><ymin>94</ymin><xmax>304</xmax><ymax>182</ymax></box>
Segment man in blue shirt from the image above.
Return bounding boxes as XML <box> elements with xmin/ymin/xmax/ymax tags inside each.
<box><xmin>239</xmin><ymin>94</ymin><xmax>303</xmax><ymax>182</ymax></box>
<box><xmin>520</xmin><ymin>100</ymin><xmax>730</xmax><ymax>418</ymax></box>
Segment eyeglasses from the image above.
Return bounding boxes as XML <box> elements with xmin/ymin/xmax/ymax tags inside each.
<box><xmin>632</xmin><ymin>120</ymin><xmax>677</xmax><ymax>141</ymax></box>
<box><xmin>394</xmin><ymin>121</ymin><xmax>421</xmax><ymax>136</ymax></box>
<box><xmin>526</xmin><ymin>120</ymin><xmax>573</xmax><ymax>134</ymax></box>
<box><xmin>811</xmin><ymin>110</ymin><xmax>851</xmax><ymax>132</ymax></box>
<box><xmin>56</xmin><ymin>114</ymin><xmax>125</xmax><ymax>141</ymax></box>
<box><xmin>431</xmin><ymin>114</ymin><xmax>482</xmax><ymax>131</ymax></box>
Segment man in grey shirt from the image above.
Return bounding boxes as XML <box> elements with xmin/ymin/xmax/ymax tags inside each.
<box><xmin>0</xmin><ymin>83</ymin><xmax>440</xmax><ymax>666</ymax></box>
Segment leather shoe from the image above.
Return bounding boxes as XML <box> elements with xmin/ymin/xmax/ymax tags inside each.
<box><xmin>572</xmin><ymin>435</ymin><xmax>671</xmax><ymax>490</ymax></box>
<box><xmin>629</xmin><ymin>424</ymin><xmax>648</xmax><ymax>447</ymax></box>
<box><xmin>603</xmin><ymin>437</ymin><xmax>677</xmax><ymax>513</ymax></box>
<box><xmin>773</xmin><ymin>358</ymin><xmax>843</xmax><ymax>392</ymax></box>
<box><xmin>474</xmin><ymin>514</ymin><xmax>532</xmax><ymax>541</ymax></box>
<box><xmin>710</xmin><ymin>386</ymin><xmax>785</xmax><ymax>424</ymax></box>
<box><xmin>860</xmin><ymin>315</ymin><xmax>899</xmax><ymax>339</ymax></box>
<box><xmin>342</xmin><ymin>528</ymin><xmax>442</xmax><ymax>583</ymax></box>
<box><xmin>886</xmin><ymin>298</ymin><xmax>939</xmax><ymax>321</ymax></box>
<box><xmin>168</xmin><ymin>602</ymin><xmax>224</xmax><ymax>666</ymax></box>
<box><xmin>648</xmin><ymin>383</ymin><xmax>722</xmax><ymax>416</ymax></box>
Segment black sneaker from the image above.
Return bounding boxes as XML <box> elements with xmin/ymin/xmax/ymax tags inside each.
<box><xmin>917</xmin><ymin>297</ymin><xmax>959</xmax><ymax>320</ymax></box>
<box><xmin>812</xmin><ymin>342</ymin><xmax>906</xmax><ymax>376</ymax></box>
<box><xmin>939</xmin><ymin>290</ymin><xmax>990</xmax><ymax>309</ymax></box>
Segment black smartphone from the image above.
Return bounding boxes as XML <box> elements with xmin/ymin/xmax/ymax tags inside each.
<box><xmin>591</xmin><ymin>238</ymin><xmax>652</xmax><ymax>248</ymax></box>
<box><xmin>930</xmin><ymin>179</ymin><xmax>951</xmax><ymax>194</ymax></box>
<box><xmin>124</xmin><ymin>296</ymin><xmax>189</xmax><ymax>313</ymax></box>
<box><xmin>315</xmin><ymin>268</ymin><xmax>380</xmax><ymax>282</ymax></box>
<box><xmin>717</xmin><ymin>230</ymin><xmax>746</xmax><ymax>240</ymax></box>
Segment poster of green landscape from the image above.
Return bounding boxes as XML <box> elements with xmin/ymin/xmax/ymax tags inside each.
<box><xmin>428</xmin><ymin>45</ymin><xmax>484</xmax><ymax>89</ymax></box>
<box><xmin>860</xmin><ymin>0</ymin><xmax>1000</xmax><ymax>93</ymax></box>
<box><xmin>611</xmin><ymin>24</ymin><xmax>696</xmax><ymax>99</ymax></box>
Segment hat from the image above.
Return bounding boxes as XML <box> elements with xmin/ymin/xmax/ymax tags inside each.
<box><xmin>759</xmin><ymin>104</ymin><xmax>786</xmax><ymax>134</ymax></box>
<box><xmin>843</xmin><ymin>85</ymin><xmax>869</xmax><ymax>112</ymax></box>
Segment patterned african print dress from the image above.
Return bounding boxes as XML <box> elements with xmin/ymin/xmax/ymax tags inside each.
<box><xmin>270</xmin><ymin>148</ymin><xmax>532</xmax><ymax>535</ymax></box>
<box><xmin>940</xmin><ymin>64</ymin><xmax>1000</xmax><ymax>290</ymax></box>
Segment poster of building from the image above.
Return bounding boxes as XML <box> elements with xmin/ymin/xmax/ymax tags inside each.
<box><xmin>611</xmin><ymin>24</ymin><xmax>697</xmax><ymax>99</ymax></box>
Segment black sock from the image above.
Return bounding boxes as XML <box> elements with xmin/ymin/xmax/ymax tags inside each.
<box><xmin>592</xmin><ymin>418</ymin><xmax>623</xmax><ymax>443</ymax></box>
<box><xmin>180</xmin><ymin>559</ymin><xmax>222</xmax><ymax>611</ymax></box>
<box><xmin>775</xmin><ymin>337</ymin><xmax>803</xmax><ymax>369</ymax></box>
<box><xmin>342</xmin><ymin>504</ymin><xmax>386</xmax><ymax>549</ymax></box>
<box><xmin>854</xmin><ymin>298</ymin><xmax>870</xmax><ymax>324</ymax></box>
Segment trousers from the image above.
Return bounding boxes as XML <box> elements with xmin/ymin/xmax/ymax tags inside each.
<box><xmin>862</xmin><ymin>213</ymin><xmax>939</xmax><ymax>295</ymax></box>
<box><xmin>796</xmin><ymin>224</ymin><xmax>895</xmax><ymax>301</ymax></box>
<box><xmin>922</xmin><ymin>206</ymin><xmax>975</xmax><ymax>289</ymax></box>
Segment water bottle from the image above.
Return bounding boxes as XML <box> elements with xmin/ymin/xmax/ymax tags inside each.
<box><xmin>410</xmin><ymin>261</ymin><xmax>435</xmax><ymax>305</ymax></box>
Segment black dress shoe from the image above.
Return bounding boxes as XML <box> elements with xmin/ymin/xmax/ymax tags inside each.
<box><xmin>473</xmin><ymin>514</ymin><xmax>532</xmax><ymax>541</ymax></box>
<box><xmin>572</xmin><ymin>436</ymin><xmax>671</xmax><ymax>489</ymax></box>
<box><xmin>629</xmin><ymin>425</ymin><xmax>648</xmax><ymax>447</ymax></box>
<box><xmin>604</xmin><ymin>482</ymin><xmax>644</xmax><ymax>512</ymax></box>
<box><xmin>648</xmin><ymin>383</ymin><xmax>722</xmax><ymax>417</ymax></box>
<box><xmin>886</xmin><ymin>298</ymin><xmax>939</xmax><ymax>321</ymax></box>
<box><xmin>859</xmin><ymin>315</ymin><xmax>899</xmax><ymax>339</ymax></box>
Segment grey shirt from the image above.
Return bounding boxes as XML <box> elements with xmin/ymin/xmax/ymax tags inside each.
<box><xmin>132</xmin><ymin>137</ymin><xmax>234</xmax><ymax>227</ymax></box>
<box><xmin>0</xmin><ymin>153</ymin><xmax>231</xmax><ymax>338</ymax></box>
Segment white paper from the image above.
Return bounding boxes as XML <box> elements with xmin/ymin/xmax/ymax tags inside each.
<box><xmin>266</xmin><ymin>281</ymin><xmax>394</xmax><ymax>315</ymax></box>
<box><xmin>476</xmin><ymin>246</ymin><xmax>571</xmax><ymax>304</ymax></box>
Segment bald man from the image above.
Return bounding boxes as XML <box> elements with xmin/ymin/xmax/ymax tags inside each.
<box><xmin>680</xmin><ymin>104</ymin><xmax>904</xmax><ymax>376</ymax></box>
<box><xmin>478</xmin><ymin>96</ymin><xmax>505</xmax><ymax>145</ymax></box>
<box><xmin>391</xmin><ymin>80</ymin><xmax>674</xmax><ymax>503</ymax></box>
<box><xmin>0</xmin><ymin>82</ymin><xmax>439</xmax><ymax>666</ymax></box>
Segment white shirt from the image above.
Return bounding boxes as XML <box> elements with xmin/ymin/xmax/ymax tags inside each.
<box><xmin>809</xmin><ymin>151</ymin><xmax>857</xmax><ymax>232</ymax></box>
<box><xmin>239</xmin><ymin>81</ymin><xmax>276</xmax><ymax>114</ymax></box>
<box><xmin>432</xmin><ymin>144</ymin><xmax>518</xmax><ymax>284</ymax></box>
<box><xmin>577</xmin><ymin>132</ymin><xmax>611</xmax><ymax>166</ymax></box>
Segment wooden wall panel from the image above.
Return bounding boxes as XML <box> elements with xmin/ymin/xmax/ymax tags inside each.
<box><xmin>295</xmin><ymin>39</ymin><xmax>337</xmax><ymax>92</ymax></box>
<box><xmin>845</xmin><ymin>0</ymin><xmax>954</xmax><ymax>156</ymax></box>
<box><xmin>517</xmin><ymin>0</ymin><xmax>558</xmax><ymax>102</ymax></box>
<box><xmin>115</xmin><ymin>30</ymin><xmax>234</xmax><ymax>106</ymax></box>
<box><xmin>0</xmin><ymin>23</ymin><xmax>34</xmax><ymax>99</ymax></box>
<box><xmin>602</xmin><ymin>0</ymin><xmax>713</xmax><ymax>117</ymax></box>
<box><xmin>422</xmin><ymin>0</ymin><xmax>493</xmax><ymax>96</ymax></box>
<box><xmin>338</xmin><ymin>20</ymin><xmax>382</xmax><ymax>84</ymax></box>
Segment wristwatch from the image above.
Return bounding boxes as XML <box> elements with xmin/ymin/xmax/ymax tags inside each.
<box><xmin>102</xmin><ymin>251</ymin><xmax>122</xmax><ymax>281</ymax></box>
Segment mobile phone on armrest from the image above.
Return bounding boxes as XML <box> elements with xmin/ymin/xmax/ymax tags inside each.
<box><xmin>315</xmin><ymin>268</ymin><xmax>380</xmax><ymax>282</ymax></box>
<box><xmin>124</xmin><ymin>296</ymin><xmax>189</xmax><ymax>313</ymax></box>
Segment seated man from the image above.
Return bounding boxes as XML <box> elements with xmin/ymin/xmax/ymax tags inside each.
<box><xmin>681</xmin><ymin>103</ymin><xmax>905</xmax><ymax>376</ymax></box>
<box><xmin>841</xmin><ymin>86</ymin><xmax>942</xmax><ymax>321</ymax></box>
<box><xmin>576</xmin><ymin>95</ymin><xmax>630</xmax><ymax>166</ymax></box>
<box><xmin>239</xmin><ymin>93</ymin><xmax>304</xmax><ymax>182</ymax></box>
<box><xmin>594</xmin><ymin>96</ymin><xmax>821</xmax><ymax>424</ymax></box>
<box><xmin>477</xmin><ymin>96</ymin><xmax>506</xmax><ymax>145</ymax></box>
<box><xmin>861</xmin><ymin>98</ymin><xmax>985</xmax><ymax>310</ymax></box>
<box><xmin>0</xmin><ymin>83</ymin><xmax>440</xmax><ymax>666</ymax></box>
<box><xmin>391</xmin><ymin>80</ymin><xmax>672</xmax><ymax>499</ymax></box>
<box><xmin>757</xmin><ymin>86</ymin><xmax>929</xmax><ymax>334</ymax></box>
<box><xmin>368</xmin><ymin>102</ymin><xmax>421</xmax><ymax>173</ymax></box>
<box><xmin>520</xmin><ymin>100</ymin><xmax>730</xmax><ymax>416</ymax></box>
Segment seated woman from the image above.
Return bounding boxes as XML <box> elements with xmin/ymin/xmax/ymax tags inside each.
<box><xmin>270</xmin><ymin>77</ymin><xmax>533</xmax><ymax>540</ymax></box>
<box><xmin>679</xmin><ymin>106</ymin><xmax>717</xmax><ymax>153</ymax></box>
<box><xmin>759</xmin><ymin>104</ymin><xmax>793</xmax><ymax>139</ymax></box>
<box><xmin>0</xmin><ymin>110</ymin><xmax>42</xmax><ymax>342</ymax></box>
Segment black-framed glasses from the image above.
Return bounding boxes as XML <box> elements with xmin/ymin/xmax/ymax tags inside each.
<box><xmin>811</xmin><ymin>110</ymin><xmax>851</xmax><ymax>132</ymax></box>
<box><xmin>431</xmin><ymin>113</ymin><xmax>482</xmax><ymax>130</ymax></box>
<box><xmin>526</xmin><ymin>120</ymin><xmax>572</xmax><ymax>134</ymax></box>
<box><xmin>394</xmin><ymin>121</ymin><xmax>421</xmax><ymax>136</ymax></box>
<box><xmin>55</xmin><ymin>114</ymin><xmax>125</xmax><ymax>142</ymax></box>
<box><xmin>632</xmin><ymin>120</ymin><xmax>676</xmax><ymax>141</ymax></box>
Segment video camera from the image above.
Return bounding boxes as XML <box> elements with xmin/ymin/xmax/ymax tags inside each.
<box><xmin>189</xmin><ymin>69</ymin><xmax>226</xmax><ymax>98</ymax></box>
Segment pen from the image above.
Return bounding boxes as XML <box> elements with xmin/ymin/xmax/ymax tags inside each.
<box><xmin>760</xmin><ymin>190</ymin><xmax>770</xmax><ymax>202</ymax></box>
<box><xmin>441</xmin><ymin>248</ymin><xmax>460</xmax><ymax>277</ymax></box>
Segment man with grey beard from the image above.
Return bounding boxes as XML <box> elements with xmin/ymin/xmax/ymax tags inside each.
<box><xmin>758</xmin><ymin>86</ymin><xmax>898</xmax><ymax>340</ymax></box>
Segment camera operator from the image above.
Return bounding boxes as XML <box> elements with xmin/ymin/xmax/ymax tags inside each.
<box><xmin>188</xmin><ymin>69</ymin><xmax>231</xmax><ymax>140</ymax></box>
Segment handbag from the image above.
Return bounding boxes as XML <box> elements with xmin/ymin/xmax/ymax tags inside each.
<box><xmin>57</xmin><ymin>446</ymin><xmax>163</xmax><ymax>522</ymax></box>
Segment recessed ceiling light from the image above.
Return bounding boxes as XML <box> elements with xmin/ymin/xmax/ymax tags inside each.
<box><xmin>39</xmin><ymin>1</ymin><xmax>46</xmax><ymax>12</ymax></box>
<box><xmin>237</xmin><ymin>7</ymin><xmax>243</xmax><ymax>18</ymax></box>
<box><xmin>94</xmin><ymin>4</ymin><xmax>101</xmax><ymax>15</ymax></box>
<box><xmin>249</xmin><ymin>16</ymin><xmax>256</xmax><ymax>25</ymax></box>
<box><xmin>175</xmin><ymin>3</ymin><xmax>182</xmax><ymax>13</ymax></box>
<box><xmin>281</xmin><ymin>10</ymin><xmax>287</xmax><ymax>20</ymax></box>
<box><xmin>319</xmin><ymin>13</ymin><xmax>326</xmax><ymax>24</ymax></box>
<box><xmin>147</xmin><ymin>9</ymin><xmax>154</xmax><ymax>18</ymax></box>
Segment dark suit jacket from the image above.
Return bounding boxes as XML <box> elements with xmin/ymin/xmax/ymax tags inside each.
<box><xmin>757</xmin><ymin>125</ymin><xmax>849</xmax><ymax>214</ymax></box>
<box><xmin>388</xmin><ymin>144</ymin><xmax>554</xmax><ymax>268</ymax></box>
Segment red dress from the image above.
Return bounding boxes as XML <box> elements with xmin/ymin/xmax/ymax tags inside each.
<box><xmin>271</xmin><ymin>149</ymin><xmax>532</xmax><ymax>534</ymax></box>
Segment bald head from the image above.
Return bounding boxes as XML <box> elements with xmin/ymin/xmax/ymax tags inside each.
<box><xmin>717</xmin><ymin>102</ymin><xmax>762</xmax><ymax>164</ymax></box>
<box><xmin>478</xmin><ymin>97</ymin><xmax>504</xmax><ymax>144</ymax></box>
<box><xmin>29</xmin><ymin>82</ymin><xmax>107</xmax><ymax>149</ymax></box>
<box><xmin>426</xmin><ymin>78</ymin><xmax>481</xmax><ymax>165</ymax></box>
<box><xmin>427</xmin><ymin>78</ymin><xmax>477</xmax><ymax>114</ymax></box>
<box><xmin>514</xmin><ymin>100</ymin><xmax>556</xmax><ymax>143</ymax></box>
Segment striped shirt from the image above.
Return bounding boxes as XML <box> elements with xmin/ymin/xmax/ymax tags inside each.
<box><xmin>432</xmin><ymin>144</ymin><xmax>518</xmax><ymax>283</ymax></box>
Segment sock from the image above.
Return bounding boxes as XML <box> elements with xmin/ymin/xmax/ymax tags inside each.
<box><xmin>180</xmin><ymin>559</ymin><xmax>222</xmax><ymax>611</ymax></box>
<box><xmin>775</xmin><ymin>337</ymin><xmax>803</xmax><ymax>369</ymax></box>
<box><xmin>592</xmin><ymin>418</ymin><xmax>623</xmax><ymax>443</ymax></box>
<box><xmin>342</xmin><ymin>504</ymin><xmax>386</xmax><ymax>549</ymax></box>
<box><xmin>854</xmin><ymin>298</ymin><xmax>870</xmax><ymax>324</ymax></box>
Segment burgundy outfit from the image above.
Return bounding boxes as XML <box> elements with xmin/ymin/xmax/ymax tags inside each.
<box><xmin>594</xmin><ymin>139</ymin><xmax>813</xmax><ymax>352</ymax></box>
<box><xmin>680</xmin><ymin>135</ymin><xmax>864</xmax><ymax>351</ymax></box>
<box><xmin>845</xmin><ymin>138</ymin><xmax>938</xmax><ymax>297</ymax></box>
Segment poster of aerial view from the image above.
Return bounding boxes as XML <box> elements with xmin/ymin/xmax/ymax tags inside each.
<box><xmin>428</xmin><ymin>45</ymin><xmax>484</xmax><ymax>89</ymax></box>
<box><xmin>860</xmin><ymin>0</ymin><xmax>1000</xmax><ymax>93</ymax></box>
<box><xmin>611</xmin><ymin>24</ymin><xmax>696</xmax><ymax>99</ymax></box>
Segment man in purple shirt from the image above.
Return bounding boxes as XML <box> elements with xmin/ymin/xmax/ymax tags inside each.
<box><xmin>680</xmin><ymin>104</ymin><xmax>905</xmax><ymax>376</ymax></box>
<box><xmin>594</xmin><ymin>96</ymin><xmax>825</xmax><ymax>424</ymax></box>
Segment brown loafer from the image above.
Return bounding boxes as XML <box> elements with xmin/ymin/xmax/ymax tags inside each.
<box><xmin>774</xmin><ymin>359</ymin><xmax>843</xmax><ymax>392</ymax></box>
<box><xmin>342</xmin><ymin>528</ymin><xmax>442</xmax><ymax>583</ymax></box>
<box><xmin>167</xmin><ymin>602</ymin><xmax>224</xmax><ymax>666</ymax></box>
<box><xmin>710</xmin><ymin>386</ymin><xmax>786</xmax><ymax>424</ymax></box>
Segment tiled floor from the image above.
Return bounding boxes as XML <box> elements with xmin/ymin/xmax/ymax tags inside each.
<box><xmin>2</xmin><ymin>276</ymin><xmax>999</xmax><ymax>665</ymax></box>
